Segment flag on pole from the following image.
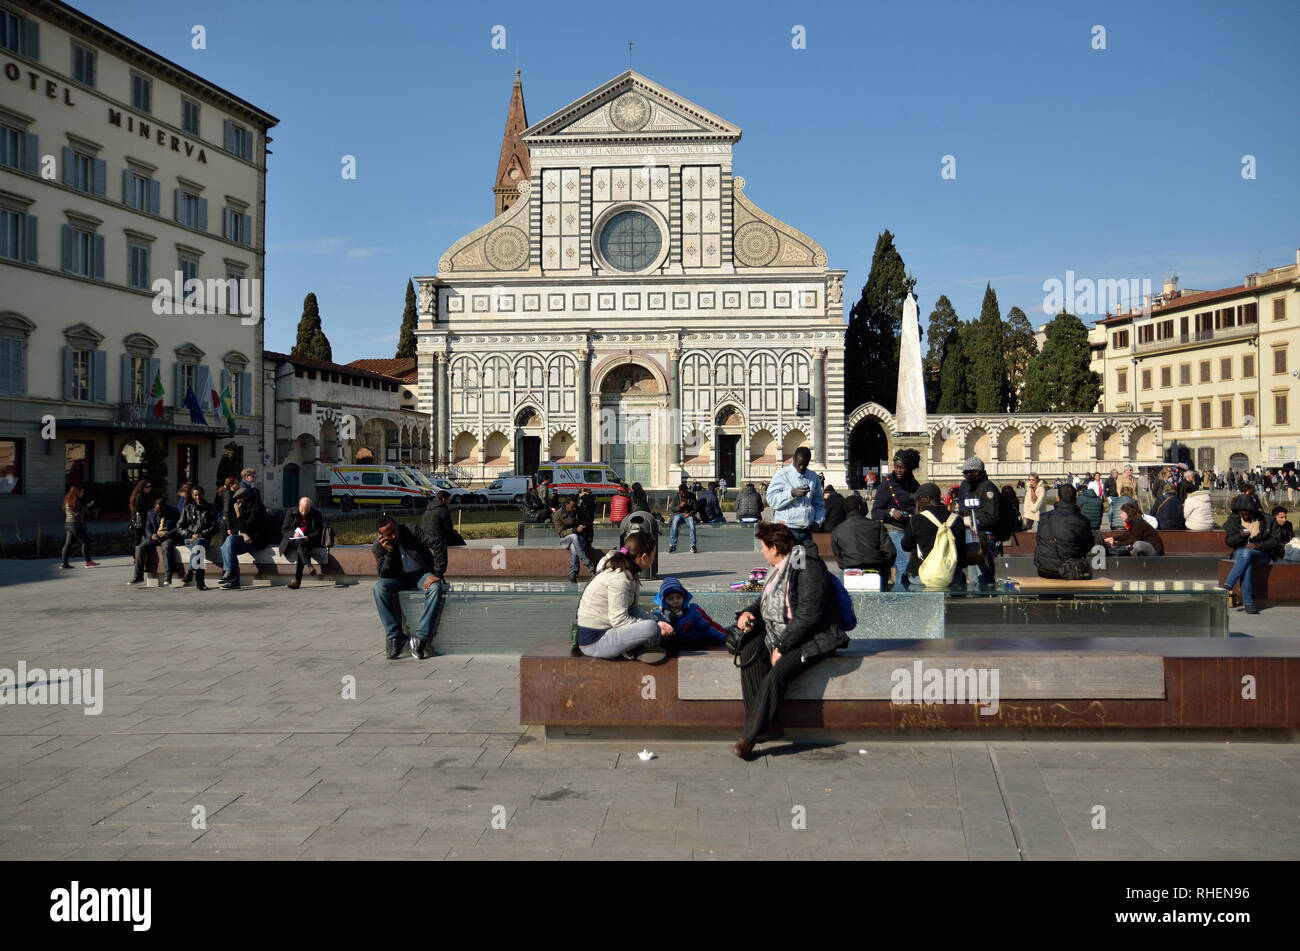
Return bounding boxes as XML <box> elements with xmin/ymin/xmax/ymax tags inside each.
<box><xmin>151</xmin><ymin>369</ymin><xmax>165</xmax><ymax>420</ymax></box>
<box><xmin>218</xmin><ymin>385</ymin><xmax>237</xmax><ymax>435</ymax></box>
<box><xmin>183</xmin><ymin>385</ymin><xmax>206</xmax><ymax>425</ymax></box>
<box><xmin>209</xmin><ymin>382</ymin><xmax>222</xmax><ymax>415</ymax></box>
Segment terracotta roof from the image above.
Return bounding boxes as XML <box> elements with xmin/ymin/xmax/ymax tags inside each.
<box><xmin>264</xmin><ymin>350</ymin><xmax>399</xmax><ymax>385</ymax></box>
<box><xmin>347</xmin><ymin>357</ymin><xmax>418</xmax><ymax>381</ymax></box>
<box><xmin>1099</xmin><ymin>283</ymin><xmax>1252</xmax><ymax>325</ymax></box>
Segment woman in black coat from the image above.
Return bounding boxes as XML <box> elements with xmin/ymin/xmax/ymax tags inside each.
<box><xmin>127</xmin><ymin>479</ymin><xmax>153</xmax><ymax>564</ymax></box>
<box><xmin>279</xmin><ymin>498</ymin><xmax>326</xmax><ymax>588</ymax></box>
<box><xmin>731</xmin><ymin>522</ymin><xmax>848</xmax><ymax>759</ymax></box>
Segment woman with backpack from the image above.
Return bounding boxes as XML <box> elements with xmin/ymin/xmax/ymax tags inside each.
<box><xmin>731</xmin><ymin>522</ymin><xmax>849</xmax><ymax>760</ymax></box>
<box><xmin>901</xmin><ymin>483</ymin><xmax>965</xmax><ymax>588</ymax></box>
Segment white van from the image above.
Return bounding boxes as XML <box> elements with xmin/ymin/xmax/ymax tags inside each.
<box><xmin>534</xmin><ymin>463</ymin><xmax>622</xmax><ymax>497</ymax></box>
<box><xmin>425</xmin><ymin>475</ymin><xmax>485</xmax><ymax>505</ymax></box>
<box><xmin>482</xmin><ymin>475</ymin><xmax>536</xmax><ymax>504</ymax></box>
<box><xmin>323</xmin><ymin>465</ymin><xmax>430</xmax><ymax>509</ymax></box>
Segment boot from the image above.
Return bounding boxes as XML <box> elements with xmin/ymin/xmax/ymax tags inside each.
<box><xmin>195</xmin><ymin>570</ymin><xmax>208</xmax><ymax>591</ymax></box>
<box><xmin>183</xmin><ymin>570</ymin><xmax>194</xmax><ymax>586</ymax></box>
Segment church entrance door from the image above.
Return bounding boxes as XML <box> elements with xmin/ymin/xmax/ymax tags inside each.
<box><xmin>718</xmin><ymin>435</ymin><xmax>739</xmax><ymax>488</ymax></box>
<box><xmin>609</xmin><ymin>411</ymin><xmax>651</xmax><ymax>487</ymax></box>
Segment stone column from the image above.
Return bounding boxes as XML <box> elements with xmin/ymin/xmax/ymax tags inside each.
<box><xmin>435</xmin><ymin>352</ymin><xmax>449</xmax><ymax>468</ymax></box>
<box><xmin>576</xmin><ymin>348</ymin><xmax>591</xmax><ymax>460</ymax></box>
<box><xmin>668</xmin><ymin>345</ymin><xmax>682</xmax><ymax>468</ymax></box>
<box><xmin>813</xmin><ymin>347</ymin><xmax>827</xmax><ymax>466</ymax></box>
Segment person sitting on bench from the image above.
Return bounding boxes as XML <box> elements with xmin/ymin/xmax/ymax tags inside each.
<box><xmin>128</xmin><ymin>497</ymin><xmax>180</xmax><ymax>585</ymax></box>
<box><xmin>830</xmin><ymin>494</ymin><xmax>896</xmax><ymax>585</ymax></box>
<box><xmin>1104</xmin><ymin>502</ymin><xmax>1164</xmax><ymax>556</ymax></box>
<box><xmin>575</xmin><ymin>532</ymin><xmax>671</xmax><ymax>663</ymax></box>
<box><xmin>372</xmin><ymin>515</ymin><xmax>446</xmax><ymax>659</ymax></box>
<box><xmin>1033</xmin><ymin>483</ymin><xmax>1094</xmax><ymax>579</ymax></box>
<box><xmin>652</xmin><ymin>576</ymin><xmax>727</xmax><ymax>652</ymax></box>
<box><xmin>280</xmin><ymin>496</ymin><xmax>325</xmax><ymax>589</ymax></box>
<box><xmin>553</xmin><ymin>495</ymin><xmax>597</xmax><ymax>584</ymax></box>
<box><xmin>1223</xmin><ymin>494</ymin><xmax>1284</xmax><ymax>614</ymax></box>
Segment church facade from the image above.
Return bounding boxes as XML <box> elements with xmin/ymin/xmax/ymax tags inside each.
<box><xmin>414</xmin><ymin>71</ymin><xmax>849</xmax><ymax>490</ymax></box>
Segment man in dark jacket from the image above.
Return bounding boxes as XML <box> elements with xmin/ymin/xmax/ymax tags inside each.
<box><xmin>667</xmin><ymin>484</ymin><xmax>698</xmax><ymax>553</ymax></box>
<box><xmin>696</xmin><ymin>482</ymin><xmax>725</xmax><ymax>523</ymax></box>
<box><xmin>520</xmin><ymin>485</ymin><xmax>551</xmax><ymax>523</ymax></box>
<box><xmin>1034</xmin><ymin>484</ymin><xmax>1095</xmax><ymax>579</ymax></box>
<box><xmin>1077</xmin><ymin>484</ymin><xmax>1104</xmax><ymax>530</ymax></box>
<box><xmin>217</xmin><ymin>488</ymin><xmax>260</xmax><ymax>589</ymax></box>
<box><xmin>734</xmin><ymin>483</ymin><xmax>763</xmax><ymax>523</ymax></box>
<box><xmin>128</xmin><ymin>497</ymin><xmax>182</xmax><ymax>585</ymax></box>
<box><xmin>1152</xmin><ymin>486</ymin><xmax>1186</xmax><ymax>530</ymax></box>
<box><xmin>373</xmin><ymin>515</ymin><xmax>447</xmax><ymax>658</ymax></box>
<box><xmin>178</xmin><ymin>486</ymin><xmax>218</xmax><ymax>587</ymax></box>
<box><xmin>956</xmin><ymin>457</ymin><xmax>1000</xmax><ymax>586</ymax></box>
<box><xmin>830</xmin><ymin>495</ymin><xmax>895</xmax><ymax>583</ymax></box>
<box><xmin>280</xmin><ymin>496</ymin><xmax>326</xmax><ymax>589</ymax></box>
<box><xmin>1222</xmin><ymin>494</ymin><xmax>1283</xmax><ymax>613</ymax></box>
<box><xmin>821</xmin><ymin>484</ymin><xmax>847</xmax><ymax>533</ymax></box>
<box><xmin>901</xmin><ymin>482</ymin><xmax>966</xmax><ymax>585</ymax></box>
<box><xmin>1272</xmin><ymin>506</ymin><xmax>1294</xmax><ymax>551</ymax></box>
<box><xmin>871</xmin><ymin>448</ymin><xmax>921</xmax><ymax>587</ymax></box>
<box><xmin>553</xmin><ymin>495</ymin><xmax>597</xmax><ymax>583</ymax></box>
<box><xmin>422</xmin><ymin>491</ymin><xmax>454</xmax><ymax>547</ymax></box>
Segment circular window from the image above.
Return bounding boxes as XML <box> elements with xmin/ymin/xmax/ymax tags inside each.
<box><xmin>598</xmin><ymin>210</ymin><xmax>662</xmax><ymax>273</ymax></box>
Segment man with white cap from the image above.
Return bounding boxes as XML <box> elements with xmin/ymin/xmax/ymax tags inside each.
<box><xmin>956</xmin><ymin>456</ymin><xmax>1001</xmax><ymax>587</ymax></box>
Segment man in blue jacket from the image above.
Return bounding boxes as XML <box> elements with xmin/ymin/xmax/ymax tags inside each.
<box><xmin>766</xmin><ymin>446</ymin><xmax>825</xmax><ymax>550</ymax></box>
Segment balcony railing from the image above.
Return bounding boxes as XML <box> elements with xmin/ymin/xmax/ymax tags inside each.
<box><xmin>1131</xmin><ymin>320</ymin><xmax>1258</xmax><ymax>356</ymax></box>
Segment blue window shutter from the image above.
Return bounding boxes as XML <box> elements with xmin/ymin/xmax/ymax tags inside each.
<box><xmin>221</xmin><ymin>368</ymin><xmax>230</xmax><ymax>397</ymax></box>
<box><xmin>175</xmin><ymin>362</ymin><xmax>186</xmax><ymax>408</ymax></box>
<box><xmin>149</xmin><ymin>179</ymin><xmax>160</xmax><ymax>215</ymax></box>
<box><xmin>242</xmin><ymin>131</ymin><xmax>252</xmax><ymax>161</ymax></box>
<box><xmin>195</xmin><ymin>365</ymin><xmax>210</xmax><ymax>412</ymax></box>
<box><xmin>23</xmin><ymin>132</ymin><xmax>37</xmax><ymax>173</ymax></box>
<box><xmin>92</xmin><ymin>234</ymin><xmax>104</xmax><ymax>280</ymax></box>
<box><xmin>147</xmin><ymin>357</ymin><xmax>160</xmax><ymax>399</ymax></box>
<box><xmin>173</xmin><ymin>188</ymin><xmax>182</xmax><ymax>222</ymax></box>
<box><xmin>243</xmin><ymin>214</ymin><xmax>252</xmax><ymax>246</ymax></box>
<box><xmin>120</xmin><ymin>354</ymin><xmax>132</xmax><ymax>402</ymax></box>
<box><xmin>60</xmin><ymin>224</ymin><xmax>73</xmax><ymax>272</ymax></box>
<box><xmin>22</xmin><ymin>215</ymin><xmax>35</xmax><ymax>264</ymax></box>
<box><xmin>239</xmin><ymin>372</ymin><xmax>252</xmax><ymax>416</ymax></box>
<box><xmin>62</xmin><ymin>346</ymin><xmax>74</xmax><ymax>401</ymax></box>
<box><xmin>61</xmin><ymin>147</ymin><xmax>74</xmax><ymax>186</ymax></box>
<box><xmin>92</xmin><ymin>349</ymin><xmax>107</xmax><ymax>402</ymax></box>
<box><xmin>222</xmin><ymin>207</ymin><xmax>231</xmax><ymax>240</ymax></box>
<box><xmin>24</xmin><ymin>18</ymin><xmax>38</xmax><ymax>59</ymax></box>
<box><xmin>0</xmin><ymin>217</ymin><xmax>6</xmax><ymax>258</ymax></box>
<box><xmin>0</xmin><ymin>338</ymin><xmax>9</xmax><ymax>394</ymax></box>
<box><xmin>93</xmin><ymin>158</ymin><xmax>106</xmax><ymax>196</ymax></box>
<box><xmin>197</xmin><ymin>197</ymin><xmax>207</xmax><ymax>231</ymax></box>
<box><xmin>222</xmin><ymin>119</ymin><xmax>233</xmax><ymax>153</ymax></box>
<box><xmin>122</xmin><ymin>168</ymin><xmax>131</xmax><ymax>204</ymax></box>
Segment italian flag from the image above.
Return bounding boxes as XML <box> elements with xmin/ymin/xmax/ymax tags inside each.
<box><xmin>151</xmin><ymin>369</ymin><xmax>165</xmax><ymax>420</ymax></box>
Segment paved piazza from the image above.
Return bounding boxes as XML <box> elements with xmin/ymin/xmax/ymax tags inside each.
<box><xmin>1</xmin><ymin>556</ymin><xmax>1297</xmax><ymax>861</ymax></box>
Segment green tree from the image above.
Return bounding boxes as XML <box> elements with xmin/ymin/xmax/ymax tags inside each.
<box><xmin>396</xmin><ymin>279</ymin><xmax>418</xmax><ymax>359</ymax></box>
<box><xmin>968</xmin><ymin>283</ymin><xmax>1008</xmax><ymax>412</ymax></box>
<box><xmin>936</xmin><ymin>321</ymin><xmax>975</xmax><ymax>414</ymax></box>
<box><xmin>1002</xmin><ymin>305</ymin><xmax>1038</xmax><ymax>412</ymax></box>
<box><xmin>1021</xmin><ymin>311</ymin><xmax>1102</xmax><ymax>412</ymax></box>
<box><xmin>292</xmin><ymin>293</ymin><xmax>333</xmax><ymax>362</ymax></box>
<box><xmin>844</xmin><ymin>230</ymin><xmax>916</xmax><ymax>412</ymax></box>
<box><xmin>924</xmin><ymin>295</ymin><xmax>960</xmax><ymax>412</ymax></box>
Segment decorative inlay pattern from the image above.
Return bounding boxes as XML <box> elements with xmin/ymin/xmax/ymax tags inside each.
<box><xmin>734</xmin><ymin>221</ymin><xmax>779</xmax><ymax>267</ymax></box>
<box><xmin>610</xmin><ymin>92</ymin><xmax>651</xmax><ymax>131</ymax></box>
<box><xmin>484</xmin><ymin>226</ymin><xmax>529</xmax><ymax>270</ymax></box>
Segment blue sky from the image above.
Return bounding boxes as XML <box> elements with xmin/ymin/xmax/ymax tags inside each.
<box><xmin>78</xmin><ymin>0</ymin><xmax>1300</xmax><ymax>361</ymax></box>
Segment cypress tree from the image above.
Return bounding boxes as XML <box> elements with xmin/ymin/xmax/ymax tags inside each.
<box><xmin>937</xmin><ymin>322</ymin><xmax>974</xmax><ymax>414</ymax></box>
<box><xmin>844</xmin><ymin>230</ymin><xmax>916</xmax><ymax>412</ymax></box>
<box><xmin>1021</xmin><ymin>311</ymin><xmax>1102</xmax><ymax>412</ymax></box>
<box><xmin>969</xmin><ymin>284</ymin><xmax>1008</xmax><ymax>412</ymax></box>
<box><xmin>924</xmin><ymin>295</ymin><xmax>960</xmax><ymax>412</ymax></box>
<box><xmin>396</xmin><ymin>279</ymin><xmax>418</xmax><ymax>359</ymax></box>
<box><xmin>292</xmin><ymin>293</ymin><xmax>333</xmax><ymax>362</ymax></box>
<box><xmin>1002</xmin><ymin>305</ymin><xmax>1038</xmax><ymax>412</ymax></box>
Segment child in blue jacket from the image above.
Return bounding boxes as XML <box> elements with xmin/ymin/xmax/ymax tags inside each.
<box><xmin>652</xmin><ymin>576</ymin><xmax>728</xmax><ymax>650</ymax></box>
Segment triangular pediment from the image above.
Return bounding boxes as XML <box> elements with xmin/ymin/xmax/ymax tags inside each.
<box><xmin>521</xmin><ymin>70</ymin><xmax>740</xmax><ymax>144</ymax></box>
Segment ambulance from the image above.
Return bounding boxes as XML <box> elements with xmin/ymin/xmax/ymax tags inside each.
<box><xmin>533</xmin><ymin>462</ymin><xmax>623</xmax><ymax>497</ymax></box>
<box><xmin>322</xmin><ymin>465</ymin><xmax>430</xmax><ymax>509</ymax></box>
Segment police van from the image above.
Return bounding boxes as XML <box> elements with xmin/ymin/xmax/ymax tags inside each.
<box><xmin>322</xmin><ymin>465</ymin><xmax>430</xmax><ymax>509</ymax></box>
<box><xmin>534</xmin><ymin>463</ymin><xmax>622</xmax><ymax>497</ymax></box>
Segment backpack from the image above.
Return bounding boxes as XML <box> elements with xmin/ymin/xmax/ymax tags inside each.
<box><xmin>917</xmin><ymin>510</ymin><xmax>959</xmax><ymax>587</ymax></box>
<box><xmin>827</xmin><ymin>571</ymin><xmax>857</xmax><ymax>632</ymax></box>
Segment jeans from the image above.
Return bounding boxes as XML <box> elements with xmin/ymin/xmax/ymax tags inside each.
<box><xmin>1130</xmin><ymin>540</ymin><xmax>1158</xmax><ymax>556</ymax></box>
<box><xmin>965</xmin><ymin>529</ymin><xmax>997</xmax><ymax>585</ymax></box>
<box><xmin>1224</xmin><ymin>547</ymin><xmax>1270</xmax><ymax>606</ymax></box>
<box><xmin>887</xmin><ymin>528</ymin><xmax>909</xmax><ymax>587</ymax></box>
<box><xmin>220</xmin><ymin>533</ymin><xmax>254</xmax><ymax>580</ymax></box>
<box><xmin>133</xmin><ymin>534</ymin><xmax>180</xmax><ymax>581</ymax></box>
<box><xmin>560</xmin><ymin>533</ymin><xmax>596</xmax><ymax>574</ymax></box>
<box><xmin>669</xmin><ymin>514</ymin><xmax>696</xmax><ymax>548</ymax></box>
<box><xmin>62</xmin><ymin>524</ymin><xmax>91</xmax><ymax>564</ymax></box>
<box><xmin>374</xmin><ymin>571</ymin><xmax>443</xmax><ymax>644</ymax></box>
<box><xmin>578</xmin><ymin>618</ymin><xmax>662</xmax><ymax>659</ymax></box>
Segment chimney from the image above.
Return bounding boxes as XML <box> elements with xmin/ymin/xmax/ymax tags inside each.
<box><xmin>1163</xmin><ymin>275</ymin><xmax>1178</xmax><ymax>298</ymax></box>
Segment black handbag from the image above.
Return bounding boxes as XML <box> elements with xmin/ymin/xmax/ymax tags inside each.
<box><xmin>725</xmin><ymin>620</ymin><xmax>763</xmax><ymax>667</ymax></box>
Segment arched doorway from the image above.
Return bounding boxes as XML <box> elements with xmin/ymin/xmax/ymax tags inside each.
<box><xmin>849</xmin><ymin>418</ymin><xmax>890</xmax><ymax>489</ymax></box>
<box><xmin>282</xmin><ymin>463</ymin><xmax>300</xmax><ymax>506</ymax></box>
<box><xmin>599</xmin><ymin>362</ymin><xmax>659</xmax><ymax>487</ymax></box>
<box><xmin>714</xmin><ymin>405</ymin><xmax>744</xmax><ymax>487</ymax></box>
<box><xmin>515</xmin><ymin>407</ymin><xmax>542</xmax><ymax>476</ymax></box>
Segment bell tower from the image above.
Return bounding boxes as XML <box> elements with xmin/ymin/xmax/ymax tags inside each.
<box><xmin>493</xmin><ymin>70</ymin><xmax>530</xmax><ymax>217</ymax></box>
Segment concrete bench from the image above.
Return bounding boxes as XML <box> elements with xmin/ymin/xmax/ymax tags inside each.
<box><xmin>517</xmin><ymin>520</ymin><xmax>759</xmax><ymax>552</ymax></box>
<box><xmin>1217</xmin><ymin>558</ymin><xmax>1300</xmax><ymax>602</ymax></box>
<box><xmin>997</xmin><ymin>555</ymin><xmax>1221</xmax><ymax>581</ymax></box>
<box><xmin>1004</xmin><ymin>530</ymin><xmax>1229</xmax><ymax>556</ymax></box>
<box><xmin>521</xmin><ymin>635</ymin><xmax>1300</xmax><ymax>733</ymax></box>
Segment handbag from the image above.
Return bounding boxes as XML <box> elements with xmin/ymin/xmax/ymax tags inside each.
<box><xmin>1049</xmin><ymin>536</ymin><xmax>1092</xmax><ymax>580</ymax></box>
<box><xmin>321</xmin><ymin>525</ymin><xmax>336</xmax><ymax>548</ymax></box>
<box><xmin>129</xmin><ymin>510</ymin><xmax>144</xmax><ymax>532</ymax></box>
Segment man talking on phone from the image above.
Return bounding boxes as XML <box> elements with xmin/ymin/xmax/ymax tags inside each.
<box><xmin>766</xmin><ymin>446</ymin><xmax>825</xmax><ymax>552</ymax></box>
<box><xmin>372</xmin><ymin>514</ymin><xmax>446</xmax><ymax>660</ymax></box>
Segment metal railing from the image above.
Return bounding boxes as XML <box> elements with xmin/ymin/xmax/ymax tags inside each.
<box><xmin>1132</xmin><ymin>321</ymin><xmax>1258</xmax><ymax>356</ymax></box>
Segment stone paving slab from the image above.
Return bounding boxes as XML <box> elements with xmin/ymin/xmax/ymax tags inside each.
<box><xmin>1</xmin><ymin>555</ymin><xmax>1298</xmax><ymax>860</ymax></box>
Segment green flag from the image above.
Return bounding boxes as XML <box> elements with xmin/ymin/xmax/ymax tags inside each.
<box><xmin>151</xmin><ymin>369</ymin><xmax>165</xmax><ymax>420</ymax></box>
<box><xmin>219</xmin><ymin>385</ymin><xmax>237</xmax><ymax>435</ymax></box>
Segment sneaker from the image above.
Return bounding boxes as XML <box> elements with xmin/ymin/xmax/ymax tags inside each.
<box><xmin>689</xmin><ymin>546</ymin><xmax>697</xmax><ymax>554</ymax></box>
<box><xmin>1244</xmin><ymin>604</ymin><xmax>1261</xmax><ymax>614</ymax></box>
<box><xmin>159</xmin><ymin>579</ymin><xmax>171</xmax><ymax>587</ymax></box>
<box><xmin>386</xmin><ymin>636</ymin><xmax>403</xmax><ymax>660</ymax></box>
<box><xmin>127</xmin><ymin>579</ymin><xmax>143</xmax><ymax>586</ymax></box>
<box><xmin>60</xmin><ymin>563</ymin><xmax>73</xmax><ymax>570</ymax></box>
<box><xmin>85</xmin><ymin>561</ymin><xmax>99</xmax><ymax>568</ymax></box>
<box><xmin>409</xmin><ymin>636</ymin><xmax>425</xmax><ymax>660</ymax></box>
<box><xmin>622</xmin><ymin>645</ymin><xmax>668</xmax><ymax>665</ymax></box>
<box><xmin>668</xmin><ymin>546</ymin><xmax>676</xmax><ymax>554</ymax></box>
<box><xmin>569</xmin><ymin>573</ymin><xmax>579</xmax><ymax>584</ymax></box>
